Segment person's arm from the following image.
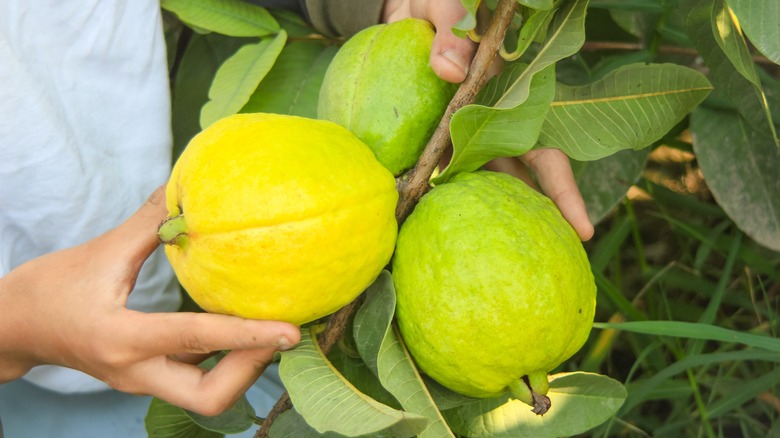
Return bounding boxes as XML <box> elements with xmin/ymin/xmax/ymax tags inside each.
<box><xmin>0</xmin><ymin>187</ymin><xmax>300</xmax><ymax>416</ymax></box>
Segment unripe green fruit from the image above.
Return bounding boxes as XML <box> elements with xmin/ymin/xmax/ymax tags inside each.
<box><xmin>392</xmin><ymin>171</ymin><xmax>596</xmax><ymax>413</ymax></box>
<box><xmin>318</xmin><ymin>18</ymin><xmax>456</xmax><ymax>176</ymax></box>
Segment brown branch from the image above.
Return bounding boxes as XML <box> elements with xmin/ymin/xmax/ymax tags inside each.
<box><xmin>395</xmin><ymin>0</ymin><xmax>518</xmax><ymax>220</ymax></box>
<box><xmin>254</xmin><ymin>1</ymin><xmax>517</xmax><ymax>435</ymax></box>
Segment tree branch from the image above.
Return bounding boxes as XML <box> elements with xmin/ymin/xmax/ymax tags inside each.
<box><xmin>255</xmin><ymin>1</ymin><xmax>517</xmax><ymax>435</ymax></box>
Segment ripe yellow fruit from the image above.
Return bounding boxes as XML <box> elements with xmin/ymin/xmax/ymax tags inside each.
<box><xmin>160</xmin><ymin>113</ymin><xmax>398</xmax><ymax>325</ymax></box>
<box><xmin>318</xmin><ymin>18</ymin><xmax>456</xmax><ymax>176</ymax></box>
<box><xmin>392</xmin><ymin>171</ymin><xmax>595</xmax><ymax>413</ymax></box>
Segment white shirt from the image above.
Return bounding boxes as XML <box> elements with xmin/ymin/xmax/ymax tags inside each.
<box><xmin>0</xmin><ymin>0</ymin><xmax>181</xmax><ymax>393</ymax></box>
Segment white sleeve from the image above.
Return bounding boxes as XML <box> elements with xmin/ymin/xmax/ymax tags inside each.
<box><xmin>0</xmin><ymin>0</ymin><xmax>182</xmax><ymax>393</ymax></box>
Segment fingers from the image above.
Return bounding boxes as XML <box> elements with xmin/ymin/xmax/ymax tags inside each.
<box><xmin>97</xmin><ymin>185</ymin><xmax>170</xmax><ymax>271</ymax></box>
<box><xmin>519</xmin><ymin>149</ymin><xmax>594</xmax><ymax>241</ymax></box>
<box><xmin>126</xmin><ymin>347</ymin><xmax>281</xmax><ymax>416</ymax></box>
<box><xmin>424</xmin><ymin>1</ymin><xmax>476</xmax><ymax>83</ymax></box>
<box><xmin>126</xmin><ymin>311</ymin><xmax>300</xmax><ymax>359</ymax></box>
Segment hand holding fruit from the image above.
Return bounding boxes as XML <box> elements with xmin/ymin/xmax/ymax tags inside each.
<box><xmin>0</xmin><ymin>187</ymin><xmax>300</xmax><ymax>416</ymax></box>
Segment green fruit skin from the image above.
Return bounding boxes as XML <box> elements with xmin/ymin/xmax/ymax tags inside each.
<box><xmin>317</xmin><ymin>18</ymin><xmax>456</xmax><ymax>176</ymax></box>
<box><xmin>392</xmin><ymin>171</ymin><xmax>596</xmax><ymax>398</ymax></box>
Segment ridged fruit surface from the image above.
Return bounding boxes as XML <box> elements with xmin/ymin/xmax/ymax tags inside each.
<box><xmin>318</xmin><ymin>18</ymin><xmax>456</xmax><ymax>176</ymax></box>
<box><xmin>392</xmin><ymin>171</ymin><xmax>596</xmax><ymax>398</ymax></box>
<box><xmin>161</xmin><ymin>113</ymin><xmax>398</xmax><ymax>325</ymax></box>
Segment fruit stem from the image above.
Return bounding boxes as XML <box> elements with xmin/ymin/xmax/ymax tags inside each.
<box><xmin>158</xmin><ymin>214</ymin><xmax>187</xmax><ymax>245</ymax></box>
<box><xmin>509</xmin><ymin>376</ymin><xmax>552</xmax><ymax>416</ymax></box>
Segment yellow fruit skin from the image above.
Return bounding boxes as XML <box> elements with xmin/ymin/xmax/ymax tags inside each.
<box><xmin>392</xmin><ymin>171</ymin><xmax>596</xmax><ymax>398</ymax></box>
<box><xmin>164</xmin><ymin>113</ymin><xmax>398</xmax><ymax>325</ymax></box>
<box><xmin>318</xmin><ymin>18</ymin><xmax>456</xmax><ymax>176</ymax></box>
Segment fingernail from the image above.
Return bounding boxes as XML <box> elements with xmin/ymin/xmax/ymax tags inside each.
<box><xmin>441</xmin><ymin>50</ymin><xmax>470</xmax><ymax>77</ymax></box>
<box><xmin>277</xmin><ymin>336</ymin><xmax>292</xmax><ymax>351</ymax></box>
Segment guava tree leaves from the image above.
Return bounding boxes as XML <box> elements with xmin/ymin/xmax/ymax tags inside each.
<box><xmin>710</xmin><ymin>0</ymin><xmax>760</xmax><ymax>88</ymax></box>
<box><xmin>435</xmin><ymin>64</ymin><xmax>555</xmax><ymax>184</ymax></box>
<box><xmin>680</xmin><ymin>0</ymin><xmax>778</xmax><ymax>146</ymax></box>
<box><xmin>498</xmin><ymin>0</ymin><xmax>588</xmax><ymax>108</ymax></box>
<box><xmin>242</xmin><ymin>41</ymin><xmax>338</xmax><ymax>118</ymax></box>
<box><xmin>161</xmin><ymin>0</ymin><xmax>279</xmax><ymax>37</ymax></box>
<box><xmin>537</xmin><ymin>63</ymin><xmax>711</xmax><ymax>160</ymax></box>
<box><xmin>170</xmin><ymin>33</ymin><xmax>246</xmax><ymax>159</ymax></box>
<box><xmin>353</xmin><ymin>272</ymin><xmax>455</xmax><ymax>438</ymax></box>
<box><xmin>200</xmin><ymin>31</ymin><xmax>287</xmax><ymax>128</ymax></box>
<box><xmin>519</xmin><ymin>0</ymin><xmax>554</xmax><ymax>11</ymax></box>
<box><xmin>277</xmin><ymin>327</ymin><xmax>428</xmax><ymax>437</ymax></box>
<box><xmin>572</xmin><ymin>149</ymin><xmax>649</xmax><ymax>225</ymax></box>
<box><xmin>689</xmin><ymin>107</ymin><xmax>780</xmax><ymax>251</ymax></box>
<box><xmin>452</xmin><ymin>0</ymin><xmax>479</xmax><ymax>37</ymax></box>
<box><xmin>146</xmin><ymin>398</ymin><xmax>222</xmax><ymax>438</ymax></box>
<box><xmin>442</xmin><ymin>372</ymin><xmax>627</xmax><ymax>438</ymax></box>
<box><xmin>725</xmin><ymin>0</ymin><xmax>780</xmax><ymax>64</ymax></box>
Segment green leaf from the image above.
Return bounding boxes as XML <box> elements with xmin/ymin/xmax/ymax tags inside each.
<box><xmin>689</xmin><ymin>107</ymin><xmax>780</xmax><ymax>251</ymax></box>
<box><xmin>680</xmin><ymin>0</ymin><xmax>778</xmax><ymax>145</ymax></box>
<box><xmin>170</xmin><ymin>33</ymin><xmax>246</xmax><ymax>160</ymax></box>
<box><xmin>725</xmin><ymin>0</ymin><xmax>780</xmax><ymax>64</ymax></box>
<box><xmin>502</xmin><ymin>7</ymin><xmax>557</xmax><ymax>61</ymax></box>
<box><xmin>443</xmin><ymin>372</ymin><xmax>626</xmax><ymax>438</ymax></box>
<box><xmin>278</xmin><ymin>327</ymin><xmax>428</xmax><ymax>437</ymax></box>
<box><xmin>519</xmin><ymin>0</ymin><xmax>554</xmax><ymax>10</ymax></box>
<box><xmin>572</xmin><ymin>149</ymin><xmax>649</xmax><ymax>225</ymax></box>
<box><xmin>200</xmin><ymin>31</ymin><xmax>287</xmax><ymax>128</ymax></box>
<box><xmin>594</xmin><ymin>321</ymin><xmax>780</xmax><ymax>352</ymax></box>
<box><xmin>537</xmin><ymin>63</ymin><xmax>711</xmax><ymax>160</ymax></box>
<box><xmin>161</xmin><ymin>0</ymin><xmax>279</xmax><ymax>37</ymax></box>
<box><xmin>434</xmin><ymin>63</ymin><xmax>555</xmax><ymax>184</ymax></box>
<box><xmin>495</xmin><ymin>0</ymin><xmax>588</xmax><ymax>108</ymax></box>
<box><xmin>452</xmin><ymin>0</ymin><xmax>479</xmax><ymax>37</ymax></box>
<box><xmin>711</xmin><ymin>0</ymin><xmax>760</xmax><ymax>87</ymax></box>
<box><xmin>242</xmin><ymin>41</ymin><xmax>338</xmax><ymax>118</ymax></box>
<box><xmin>353</xmin><ymin>272</ymin><xmax>455</xmax><ymax>438</ymax></box>
<box><xmin>145</xmin><ymin>398</ymin><xmax>222</xmax><ymax>438</ymax></box>
<box><xmin>269</xmin><ymin>409</ymin><xmax>381</xmax><ymax>437</ymax></box>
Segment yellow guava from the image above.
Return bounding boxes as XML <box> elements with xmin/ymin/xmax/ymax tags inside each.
<box><xmin>318</xmin><ymin>18</ymin><xmax>456</xmax><ymax>176</ymax></box>
<box><xmin>159</xmin><ymin>113</ymin><xmax>398</xmax><ymax>325</ymax></box>
<box><xmin>392</xmin><ymin>171</ymin><xmax>596</xmax><ymax>414</ymax></box>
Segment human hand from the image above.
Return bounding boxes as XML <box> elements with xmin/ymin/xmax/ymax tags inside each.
<box><xmin>484</xmin><ymin>150</ymin><xmax>595</xmax><ymax>241</ymax></box>
<box><xmin>382</xmin><ymin>0</ymin><xmax>477</xmax><ymax>83</ymax></box>
<box><xmin>0</xmin><ymin>186</ymin><xmax>300</xmax><ymax>416</ymax></box>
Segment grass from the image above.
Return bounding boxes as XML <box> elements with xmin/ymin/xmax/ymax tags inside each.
<box><xmin>575</xmin><ymin>144</ymin><xmax>780</xmax><ymax>437</ymax></box>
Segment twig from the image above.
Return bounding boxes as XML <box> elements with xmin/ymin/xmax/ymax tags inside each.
<box><xmin>395</xmin><ymin>0</ymin><xmax>518</xmax><ymax>219</ymax></box>
<box><xmin>254</xmin><ymin>1</ymin><xmax>518</xmax><ymax>435</ymax></box>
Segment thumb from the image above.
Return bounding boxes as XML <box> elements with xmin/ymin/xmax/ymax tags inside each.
<box><xmin>425</xmin><ymin>2</ymin><xmax>476</xmax><ymax>83</ymax></box>
<box><xmin>100</xmin><ymin>185</ymin><xmax>171</xmax><ymax>268</ymax></box>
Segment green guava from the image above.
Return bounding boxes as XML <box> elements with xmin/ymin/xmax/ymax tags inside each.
<box><xmin>392</xmin><ymin>171</ymin><xmax>596</xmax><ymax>414</ymax></box>
<box><xmin>317</xmin><ymin>18</ymin><xmax>456</xmax><ymax>176</ymax></box>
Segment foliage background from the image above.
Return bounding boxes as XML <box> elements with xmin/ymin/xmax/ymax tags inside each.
<box><xmin>147</xmin><ymin>0</ymin><xmax>780</xmax><ymax>436</ymax></box>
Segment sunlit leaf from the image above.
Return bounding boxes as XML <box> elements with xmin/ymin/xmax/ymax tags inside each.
<box><xmin>443</xmin><ymin>372</ymin><xmax>626</xmax><ymax>438</ymax></box>
<box><xmin>537</xmin><ymin>63</ymin><xmax>711</xmax><ymax>160</ymax></box>
<box><xmin>680</xmin><ymin>0</ymin><xmax>778</xmax><ymax>145</ymax></box>
<box><xmin>353</xmin><ymin>272</ymin><xmax>455</xmax><ymax>438</ymax></box>
<box><xmin>161</xmin><ymin>0</ymin><xmax>279</xmax><ymax>37</ymax></box>
<box><xmin>725</xmin><ymin>0</ymin><xmax>780</xmax><ymax>64</ymax></box>
<box><xmin>711</xmin><ymin>0</ymin><xmax>760</xmax><ymax>87</ymax></box>
<box><xmin>242</xmin><ymin>41</ymin><xmax>338</xmax><ymax>118</ymax></box>
<box><xmin>278</xmin><ymin>327</ymin><xmax>428</xmax><ymax>437</ymax></box>
<box><xmin>494</xmin><ymin>0</ymin><xmax>588</xmax><ymax>108</ymax></box>
<box><xmin>434</xmin><ymin>63</ymin><xmax>555</xmax><ymax>184</ymax></box>
<box><xmin>689</xmin><ymin>107</ymin><xmax>780</xmax><ymax>251</ymax></box>
<box><xmin>200</xmin><ymin>31</ymin><xmax>287</xmax><ymax>128</ymax></box>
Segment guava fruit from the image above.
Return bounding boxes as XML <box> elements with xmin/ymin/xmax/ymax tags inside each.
<box><xmin>392</xmin><ymin>171</ymin><xmax>596</xmax><ymax>414</ymax></box>
<box><xmin>159</xmin><ymin>113</ymin><xmax>398</xmax><ymax>325</ymax></box>
<box><xmin>317</xmin><ymin>18</ymin><xmax>457</xmax><ymax>176</ymax></box>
